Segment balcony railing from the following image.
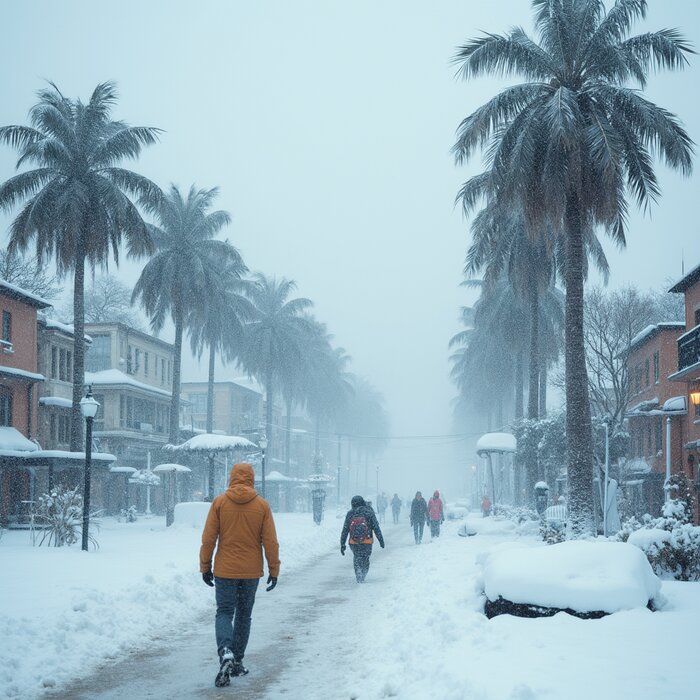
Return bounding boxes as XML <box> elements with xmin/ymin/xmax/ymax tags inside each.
<box><xmin>678</xmin><ymin>325</ymin><xmax>700</xmax><ymax>372</ymax></box>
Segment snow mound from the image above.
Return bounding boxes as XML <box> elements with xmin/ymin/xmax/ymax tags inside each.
<box><xmin>173</xmin><ymin>501</ymin><xmax>211</xmax><ymax>529</ymax></box>
<box><xmin>482</xmin><ymin>540</ymin><xmax>661</xmax><ymax>614</ymax></box>
<box><xmin>627</xmin><ymin>528</ymin><xmax>671</xmax><ymax>551</ymax></box>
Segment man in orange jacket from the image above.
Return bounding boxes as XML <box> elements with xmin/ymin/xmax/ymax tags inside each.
<box><xmin>200</xmin><ymin>462</ymin><xmax>280</xmax><ymax>688</ymax></box>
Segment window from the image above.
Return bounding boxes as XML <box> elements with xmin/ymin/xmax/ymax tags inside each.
<box><xmin>58</xmin><ymin>415</ymin><xmax>70</xmax><ymax>444</ymax></box>
<box><xmin>85</xmin><ymin>334</ymin><xmax>111</xmax><ymax>372</ymax></box>
<box><xmin>2</xmin><ymin>311</ymin><xmax>11</xmax><ymax>342</ymax></box>
<box><xmin>0</xmin><ymin>388</ymin><xmax>12</xmax><ymax>426</ymax></box>
<box><xmin>59</xmin><ymin>348</ymin><xmax>67</xmax><ymax>381</ymax></box>
<box><xmin>154</xmin><ymin>355</ymin><xmax>158</xmax><ymax>378</ymax></box>
<box><xmin>93</xmin><ymin>393</ymin><xmax>104</xmax><ymax>423</ymax></box>
<box><xmin>645</xmin><ymin>358</ymin><xmax>650</xmax><ymax>387</ymax></box>
<box><xmin>135</xmin><ymin>349</ymin><xmax>141</xmax><ymax>375</ymax></box>
<box><xmin>189</xmin><ymin>393</ymin><xmax>207</xmax><ymax>414</ymax></box>
<box><xmin>66</xmin><ymin>350</ymin><xmax>73</xmax><ymax>383</ymax></box>
<box><xmin>144</xmin><ymin>352</ymin><xmax>149</xmax><ymax>376</ymax></box>
<box><xmin>695</xmin><ymin>307</ymin><xmax>700</xmax><ymax>327</ymax></box>
<box><xmin>127</xmin><ymin>345</ymin><xmax>134</xmax><ymax>374</ymax></box>
<box><xmin>653</xmin><ymin>351</ymin><xmax>660</xmax><ymax>383</ymax></box>
<box><xmin>655</xmin><ymin>419</ymin><xmax>663</xmax><ymax>452</ymax></box>
<box><xmin>647</xmin><ymin>426</ymin><xmax>652</xmax><ymax>454</ymax></box>
<box><xmin>634</xmin><ymin>365</ymin><xmax>642</xmax><ymax>394</ymax></box>
<box><xmin>51</xmin><ymin>347</ymin><xmax>58</xmax><ymax>379</ymax></box>
<box><xmin>167</xmin><ymin>360</ymin><xmax>171</xmax><ymax>383</ymax></box>
<box><xmin>161</xmin><ymin>358</ymin><xmax>165</xmax><ymax>384</ymax></box>
<box><xmin>50</xmin><ymin>414</ymin><xmax>57</xmax><ymax>441</ymax></box>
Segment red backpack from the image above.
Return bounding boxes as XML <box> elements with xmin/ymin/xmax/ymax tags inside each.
<box><xmin>349</xmin><ymin>514</ymin><xmax>370</xmax><ymax>543</ymax></box>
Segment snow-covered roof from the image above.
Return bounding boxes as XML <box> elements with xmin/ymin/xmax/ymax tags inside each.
<box><xmin>39</xmin><ymin>396</ymin><xmax>72</xmax><ymax>409</ymax></box>
<box><xmin>476</xmin><ymin>432</ymin><xmax>517</xmax><ymax>455</ymax></box>
<box><xmin>0</xmin><ymin>278</ymin><xmax>51</xmax><ymax>308</ymax></box>
<box><xmin>0</xmin><ymin>366</ymin><xmax>45</xmax><ymax>382</ymax></box>
<box><xmin>627</xmin><ymin>322</ymin><xmax>685</xmax><ymax>354</ymax></box>
<box><xmin>231</xmin><ymin>376</ymin><xmax>264</xmax><ymax>395</ymax></box>
<box><xmin>165</xmin><ymin>433</ymin><xmax>256</xmax><ymax>453</ymax></box>
<box><xmin>669</xmin><ymin>260</ymin><xmax>700</xmax><ymax>294</ymax></box>
<box><xmin>85</xmin><ymin>369</ymin><xmax>171</xmax><ymax>398</ymax></box>
<box><xmin>534</xmin><ymin>481</ymin><xmax>549</xmax><ymax>490</ymax></box>
<box><xmin>0</xmin><ymin>426</ymin><xmax>39</xmax><ymax>453</ymax></box>
<box><xmin>256</xmin><ymin>469</ymin><xmax>294</xmax><ymax>482</ymax></box>
<box><xmin>482</xmin><ymin>540</ymin><xmax>661</xmax><ymax>614</ymax></box>
<box><xmin>38</xmin><ymin>314</ymin><xmax>92</xmax><ymax>342</ymax></box>
<box><xmin>153</xmin><ymin>463</ymin><xmax>191</xmax><ymax>473</ymax></box>
<box><xmin>110</xmin><ymin>466</ymin><xmax>137</xmax><ymax>474</ymax></box>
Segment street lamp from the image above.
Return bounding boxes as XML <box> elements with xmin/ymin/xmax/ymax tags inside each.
<box><xmin>79</xmin><ymin>386</ymin><xmax>99</xmax><ymax>552</ymax></box>
<box><xmin>259</xmin><ymin>434</ymin><xmax>267</xmax><ymax>499</ymax></box>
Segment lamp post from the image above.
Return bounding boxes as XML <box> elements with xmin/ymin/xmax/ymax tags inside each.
<box><xmin>259</xmin><ymin>434</ymin><xmax>267</xmax><ymax>499</ymax></box>
<box><xmin>665</xmin><ymin>416</ymin><xmax>672</xmax><ymax>502</ymax></box>
<box><xmin>336</xmin><ymin>434</ymin><xmax>342</xmax><ymax>507</ymax></box>
<box><xmin>80</xmin><ymin>386</ymin><xmax>99</xmax><ymax>552</ymax></box>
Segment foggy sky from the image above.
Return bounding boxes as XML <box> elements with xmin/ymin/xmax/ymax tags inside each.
<box><xmin>1</xmin><ymin>1</ymin><xmax>698</xmax><ymax>496</ymax></box>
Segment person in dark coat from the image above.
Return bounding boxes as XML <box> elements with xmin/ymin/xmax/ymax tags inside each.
<box><xmin>410</xmin><ymin>491</ymin><xmax>428</xmax><ymax>544</ymax></box>
<box><xmin>390</xmin><ymin>493</ymin><xmax>402</xmax><ymax>524</ymax></box>
<box><xmin>340</xmin><ymin>495</ymin><xmax>385</xmax><ymax>582</ymax></box>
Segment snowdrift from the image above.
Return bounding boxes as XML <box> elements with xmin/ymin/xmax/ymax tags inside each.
<box><xmin>481</xmin><ymin>540</ymin><xmax>661</xmax><ymax>619</ymax></box>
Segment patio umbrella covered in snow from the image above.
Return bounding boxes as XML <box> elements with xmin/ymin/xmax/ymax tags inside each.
<box><xmin>153</xmin><ymin>464</ymin><xmax>192</xmax><ymax>526</ymax></box>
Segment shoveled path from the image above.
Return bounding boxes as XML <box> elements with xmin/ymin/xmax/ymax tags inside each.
<box><xmin>46</xmin><ymin>521</ymin><xmax>415</xmax><ymax>700</ymax></box>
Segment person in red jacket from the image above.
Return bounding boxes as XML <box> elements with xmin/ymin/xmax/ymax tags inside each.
<box><xmin>200</xmin><ymin>463</ymin><xmax>280</xmax><ymax>688</ymax></box>
<box><xmin>481</xmin><ymin>494</ymin><xmax>492</xmax><ymax>518</ymax></box>
<box><xmin>427</xmin><ymin>490</ymin><xmax>444</xmax><ymax>538</ymax></box>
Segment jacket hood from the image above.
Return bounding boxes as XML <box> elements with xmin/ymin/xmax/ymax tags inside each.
<box><xmin>351</xmin><ymin>495</ymin><xmax>366</xmax><ymax>509</ymax></box>
<box><xmin>225</xmin><ymin>463</ymin><xmax>258</xmax><ymax>504</ymax></box>
<box><xmin>433</xmin><ymin>490</ymin><xmax>440</xmax><ymax>499</ymax></box>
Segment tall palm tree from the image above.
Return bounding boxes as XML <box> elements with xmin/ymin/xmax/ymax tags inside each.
<box><xmin>0</xmin><ymin>81</ymin><xmax>161</xmax><ymax>449</ymax></box>
<box><xmin>241</xmin><ymin>274</ymin><xmax>315</xmax><ymax>464</ymax></box>
<box><xmin>453</xmin><ymin>0</ymin><xmax>693</xmax><ymax>532</ymax></box>
<box><xmin>187</xmin><ymin>259</ymin><xmax>252</xmax><ymax>434</ymax></box>
<box><xmin>133</xmin><ymin>185</ymin><xmax>241</xmax><ymax>444</ymax></box>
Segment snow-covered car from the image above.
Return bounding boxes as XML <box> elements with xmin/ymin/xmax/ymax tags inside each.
<box><xmin>445</xmin><ymin>502</ymin><xmax>467</xmax><ymax>520</ymax></box>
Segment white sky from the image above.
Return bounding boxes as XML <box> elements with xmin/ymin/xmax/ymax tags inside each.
<box><xmin>1</xmin><ymin>1</ymin><xmax>698</xmax><ymax>495</ymax></box>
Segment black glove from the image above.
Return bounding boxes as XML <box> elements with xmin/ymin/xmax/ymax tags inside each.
<box><xmin>380</xmin><ymin>541</ymin><xmax>385</xmax><ymax>549</ymax></box>
<box><xmin>266</xmin><ymin>575</ymin><xmax>277</xmax><ymax>592</ymax></box>
<box><xmin>202</xmin><ymin>571</ymin><xmax>214</xmax><ymax>587</ymax></box>
<box><xmin>340</xmin><ymin>544</ymin><xmax>346</xmax><ymax>556</ymax></box>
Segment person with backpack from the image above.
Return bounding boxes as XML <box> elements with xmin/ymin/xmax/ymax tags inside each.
<box><xmin>427</xmin><ymin>490</ymin><xmax>444</xmax><ymax>538</ymax></box>
<box><xmin>409</xmin><ymin>491</ymin><xmax>428</xmax><ymax>544</ymax></box>
<box><xmin>390</xmin><ymin>493</ymin><xmax>402</xmax><ymax>524</ymax></box>
<box><xmin>200</xmin><ymin>462</ymin><xmax>280</xmax><ymax>688</ymax></box>
<box><xmin>340</xmin><ymin>495</ymin><xmax>385</xmax><ymax>582</ymax></box>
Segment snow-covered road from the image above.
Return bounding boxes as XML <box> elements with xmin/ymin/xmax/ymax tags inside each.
<box><xmin>12</xmin><ymin>515</ymin><xmax>700</xmax><ymax>700</ymax></box>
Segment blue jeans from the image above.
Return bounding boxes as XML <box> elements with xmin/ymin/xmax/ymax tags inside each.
<box><xmin>215</xmin><ymin>577</ymin><xmax>259</xmax><ymax>661</ymax></box>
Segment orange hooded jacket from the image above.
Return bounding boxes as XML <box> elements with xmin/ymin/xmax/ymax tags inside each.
<box><xmin>199</xmin><ymin>463</ymin><xmax>281</xmax><ymax>579</ymax></box>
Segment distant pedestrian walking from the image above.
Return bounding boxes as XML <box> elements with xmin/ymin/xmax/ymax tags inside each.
<box><xmin>390</xmin><ymin>493</ymin><xmax>402</xmax><ymax>524</ymax></box>
<box><xmin>481</xmin><ymin>494</ymin><xmax>492</xmax><ymax>518</ymax></box>
<box><xmin>427</xmin><ymin>490</ymin><xmax>444</xmax><ymax>538</ymax></box>
<box><xmin>200</xmin><ymin>463</ymin><xmax>280</xmax><ymax>688</ymax></box>
<box><xmin>410</xmin><ymin>491</ymin><xmax>428</xmax><ymax>544</ymax></box>
<box><xmin>377</xmin><ymin>492</ymin><xmax>388</xmax><ymax>523</ymax></box>
<box><xmin>340</xmin><ymin>495</ymin><xmax>385</xmax><ymax>582</ymax></box>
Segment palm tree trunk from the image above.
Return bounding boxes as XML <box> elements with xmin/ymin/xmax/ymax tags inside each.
<box><xmin>526</xmin><ymin>284</ymin><xmax>541</xmax><ymax>494</ymax></box>
<box><xmin>168</xmin><ymin>307</ymin><xmax>183</xmax><ymax>445</ymax></box>
<box><xmin>539</xmin><ymin>366</ymin><xmax>548</xmax><ymax>417</ymax></box>
<box><xmin>206</xmin><ymin>343</ymin><xmax>215</xmax><ymax>434</ymax></box>
<box><xmin>265</xmin><ymin>365</ymin><xmax>273</xmax><ymax>458</ymax></box>
<box><xmin>527</xmin><ymin>285</ymin><xmax>540</xmax><ymax>420</ymax></box>
<box><xmin>314</xmin><ymin>416</ymin><xmax>321</xmax><ymax>456</ymax></box>
<box><xmin>514</xmin><ymin>351</ymin><xmax>524</xmax><ymax>419</ymax></box>
<box><xmin>285</xmin><ymin>396</ymin><xmax>292</xmax><ymax>476</ymax></box>
<box><xmin>565</xmin><ymin>193</ymin><xmax>595</xmax><ymax>535</ymax></box>
<box><xmin>70</xmin><ymin>250</ymin><xmax>86</xmax><ymax>452</ymax></box>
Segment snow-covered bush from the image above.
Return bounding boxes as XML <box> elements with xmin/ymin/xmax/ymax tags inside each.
<box><xmin>31</xmin><ymin>486</ymin><xmax>100</xmax><ymax>548</ymax></box>
<box><xmin>540</xmin><ymin>520</ymin><xmax>566</xmax><ymax>545</ymax></box>
<box><xmin>118</xmin><ymin>505</ymin><xmax>138</xmax><ymax>523</ymax></box>
<box><xmin>493</xmin><ymin>503</ymin><xmax>538</xmax><ymax>524</ymax></box>
<box><xmin>619</xmin><ymin>474</ymin><xmax>700</xmax><ymax>581</ymax></box>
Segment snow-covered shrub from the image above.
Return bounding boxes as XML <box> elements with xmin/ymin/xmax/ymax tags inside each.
<box><xmin>493</xmin><ymin>503</ymin><xmax>538</xmax><ymax>524</ymax></box>
<box><xmin>619</xmin><ymin>474</ymin><xmax>700</xmax><ymax>581</ymax></box>
<box><xmin>31</xmin><ymin>486</ymin><xmax>100</xmax><ymax>548</ymax></box>
<box><xmin>119</xmin><ymin>505</ymin><xmax>138</xmax><ymax>523</ymax></box>
<box><xmin>540</xmin><ymin>520</ymin><xmax>566</xmax><ymax>545</ymax></box>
